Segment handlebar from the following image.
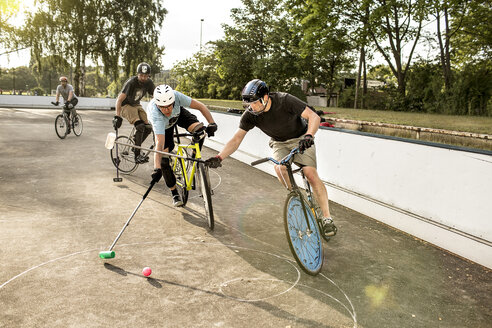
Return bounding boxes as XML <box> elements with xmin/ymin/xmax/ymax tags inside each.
<box><xmin>251</xmin><ymin>148</ymin><xmax>300</xmax><ymax>167</ymax></box>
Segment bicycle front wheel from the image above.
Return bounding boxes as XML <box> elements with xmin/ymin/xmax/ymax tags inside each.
<box><xmin>55</xmin><ymin>114</ymin><xmax>68</xmax><ymax>139</ymax></box>
<box><xmin>284</xmin><ymin>191</ymin><xmax>323</xmax><ymax>275</ymax></box>
<box><xmin>72</xmin><ymin>114</ymin><xmax>83</xmax><ymax>136</ymax></box>
<box><xmin>197</xmin><ymin>163</ymin><xmax>214</xmax><ymax>230</ymax></box>
<box><xmin>110</xmin><ymin>136</ymin><xmax>138</xmax><ymax>174</ymax></box>
<box><xmin>172</xmin><ymin>156</ymin><xmax>189</xmax><ymax>206</ymax></box>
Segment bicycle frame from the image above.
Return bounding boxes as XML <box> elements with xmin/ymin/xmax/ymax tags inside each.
<box><xmin>174</xmin><ymin>142</ymin><xmax>202</xmax><ymax>191</ymax></box>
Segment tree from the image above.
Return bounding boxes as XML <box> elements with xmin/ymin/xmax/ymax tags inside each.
<box><xmin>365</xmin><ymin>0</ymin><xmax>428</xmax><ymax>98</ymax></box>
<box><xmin>0</xmin><ymin>0</ymin><xmax>20</xmax><ymax>48</ymax></box>
<box><xmin>451</xmin><ymin>0</ymin><xmax>492</xmax><ymax>63</ymax></box>
<box><xmin>20</xmin><ymin>0</ymin><xmax>167</xmax><ymax>96</ymax></box>
<box><xmin>172</xmin><ymin>46</ymin><xmax>221</xmax><ymax>98</ymax></box>
<box><xmin>29</xmin><ymin>55</ymin><xmax>70</xmax><ymax>94</ymax></box>
<box><xmin>287</xmin><ymin>0</ymin><xmax>354</xmax><ymax>98</ymax></box>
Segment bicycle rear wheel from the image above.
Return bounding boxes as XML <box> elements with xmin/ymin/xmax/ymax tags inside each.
<box><xmin>72</xmin><ymin>114</ymin><xmax>83</xmax><ymax>136</ymax></box>
<box><xmin>110</xmin><ymin>136</ymin><xmax>138</xmax><ymax>174</ymax></box>
<box><xmin>173</xmin><ymin>156</ymin><xmax>189</xmax><ymax>206</ymax></box>
<box><xmin>55</xmin><ymin>114</ymin><xmax>68</xmax><ymax>139</ymax></box>
<box><xmin>197</xmin><ymin>163</ymin><xmax>214</xmax><ymax>230</ymax></box>
<box><xmin>284</xmin><ymin>191</ymin><xmax>323</xmax><ymax>275</ymax></box>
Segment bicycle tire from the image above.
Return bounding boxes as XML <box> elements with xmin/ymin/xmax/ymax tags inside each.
<box><xmin>197</xmin><ymin>163</ymin><xmax>214</xmax><ymax>230</ymax></box>
<box><xmin>284</xmin><ymin>191</ymin><xmax>323</xmax><ymax>275</ymax></box>
<box><xmin>55</xmin><ymin>114</ymin><xmax>68</xmax><ymax>139</ymax></box>
<box><xmin>72</xmin><ymin>114</ymin><xmax>83</xmax><ymax>136</ymax></box>
<box><xmin>173</xmin><ymin>156</ymin><xmax>189</xmax><ymax>206</ymax></box>
<box><xmin>110</xmin><ymin>136</ymin><xmax>138</xmax><ymax>174</ymax></box>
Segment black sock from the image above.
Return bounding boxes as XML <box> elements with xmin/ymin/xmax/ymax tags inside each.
<box><xmin>171</xmin><ymin>189</ymin><xmax>179</xmax><ymax>196</ymax></box>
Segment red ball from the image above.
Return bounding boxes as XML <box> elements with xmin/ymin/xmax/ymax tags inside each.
<box><xmin>142</xmin><ymin>267</ymin><xmax>152</xmax><ymax>277</ymax></box>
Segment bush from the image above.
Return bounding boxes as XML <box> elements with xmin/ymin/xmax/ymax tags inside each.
<box><xmin>84</xmin><ymin>86</ymin><xmax>98</xmax><ymax>97</ymax></box>
<box><xmin>30</xmin><ymin>87</ymin><xmax>45</xmax><ymax>96</ymax></box>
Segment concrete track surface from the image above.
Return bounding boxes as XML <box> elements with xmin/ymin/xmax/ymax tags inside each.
<box><xmin>0</xmin><ymin>107</ymin><xmax>490</xmax><ymax>327</ymax></box>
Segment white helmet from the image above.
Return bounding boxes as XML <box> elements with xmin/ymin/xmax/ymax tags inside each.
<box><xmin>153</xmin><ymin>84</ymin><xmax>175</xmax><ymax>106</ymax></box>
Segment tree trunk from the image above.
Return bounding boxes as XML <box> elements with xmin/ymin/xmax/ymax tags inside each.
<box><xmin>73</xmin><ymin>49</ymin><xmax>81</xmax><ymax>96</ymax></box>
<box><xmin>362</xmin><ymin>50</ymin><xmax>367</xmax><ymax>109</ymax></box>
<box><xmin>354</xmin><ymin>46</ymin><xmax>364</xmax><ymax>109</ymax></box>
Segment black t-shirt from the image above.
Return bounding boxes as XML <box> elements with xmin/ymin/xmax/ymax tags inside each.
<box><xmin>120</xmin><ymin>76</ymin><xmax>155</xmax><ymax>106</ymax></box>
<box><xmin>239</xmin><ymin>92</ymin><xmax>308</xmax><ymax>141</ymax></box>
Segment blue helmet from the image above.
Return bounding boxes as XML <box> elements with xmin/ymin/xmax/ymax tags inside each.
<box><xmin>241</xmin><ymin>79</ymin><xmax>269</xmax><ymax>102</ymax></box>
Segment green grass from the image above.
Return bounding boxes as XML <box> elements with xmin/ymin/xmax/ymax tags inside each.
<box><xmin>199</xmin><ymin>99</ymin><xmax>492</xmax><ymax>135</ymax></box>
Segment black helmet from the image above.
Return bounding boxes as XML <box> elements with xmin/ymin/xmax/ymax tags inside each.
<box><xmin>241</xmin><ymin>79</ymin><xmax>269</xmax><ymax>102</ymax></box>
<box><xmin>137</xmin><ymin>62</ymin><xmax>151</xmax><ymax>75</ymax></box>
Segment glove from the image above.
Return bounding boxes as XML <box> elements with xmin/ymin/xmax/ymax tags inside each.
<box><xmin>51</xmin><ymin>101</ymin><xmax>59</xmax><ymax>106</ymax></box>
<box><xmin>113</xmin><ymin>116</ymin><xmax>123</xmax><ymax>130</ymax></box>
<box><xmin>151</xmin><ymin>168</ymin><xmax>162</xmax><ymax>183</ymax></box>
<box><xmin>298</xmin><ymin>134</ymin><xmax>314</xmax><ymax>153</ymax></box>
<box><xmin>192</xmin><ymin>125</ymin><xmax>206</xmax><ymax>141</ymax></box>
<box><xmin>205</xmin><ymin>123</ymin><xmax>218</xmax><ymax>137</ymax></box>
<box><xmin>205</xmin><ymin>156</ymin><xmax>222</xmax><ymax>168</ymax></box>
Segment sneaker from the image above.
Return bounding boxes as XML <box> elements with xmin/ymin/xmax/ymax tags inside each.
<box><xmin>321</xmin><ymin>217</ymin><xmax>337</xmax><ymax>237</ymax></box>
<box><xmin>135</xmin><ymin>154</ymin><xmax>149</xmax><ymax>164</ymax></box>
<box><xmin>172</xmin><ymin>194</ymin><xmax>184</xmax><ymax>207</ymax></box>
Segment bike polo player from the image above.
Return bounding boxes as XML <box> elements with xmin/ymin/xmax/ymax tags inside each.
<box><xmin>205</xmin><ymin>79</ymin><xmax>337</xmax><ymax>238</ymax></box>
<box><xmin>51</xmin><ymin>76</ymin><xmax>79</xmax><ymax>134</ymax></box>
<box><xmin>146</xmin><ymin>84</ymin><xmax>218</xmax><ymax>207</ymax></box>
<box><xmin>113</xmin><ymin>62</ymin><xmax>155</xmax><ymax>164</ymax></box>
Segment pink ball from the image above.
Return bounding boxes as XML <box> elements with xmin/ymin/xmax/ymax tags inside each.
<box><xmin>142</xmin><ymin>267</ymin><xmax>152</xmax><ymax>277</ymax></box>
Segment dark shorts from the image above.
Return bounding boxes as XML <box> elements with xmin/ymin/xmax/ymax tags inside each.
<box><xmin>164</xmin><ymin>107</ymin><xmax>199</xmax><ymax>151</ymax></box>
<box><xmin>63</xmin><ymin>98</ymin><xmax>78</xmax><ymax>111</ymax></box>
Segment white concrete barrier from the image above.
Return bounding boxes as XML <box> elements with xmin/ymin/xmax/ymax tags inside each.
<box><xmin>0</xmin><ymin>94</ymin><xmax>116</xmax><ymax>110</ymax></box>
<box><xmin>189</xmin><ymin>109</ymin><xmax>492</xmax><ymax>269</ymax></box>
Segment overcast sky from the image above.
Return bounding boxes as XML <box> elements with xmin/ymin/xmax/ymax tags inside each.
<box><xmin>1</xmin><ymin>0</ymin><xmax>243</xmax><ymax>70</ymax></box>
<box><xmin>160</xmin><ymin>0</ymin><xmax>243</xmax><ymax>69</ymax></box>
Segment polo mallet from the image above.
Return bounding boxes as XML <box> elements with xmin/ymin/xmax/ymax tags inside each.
<box><xmin>113</xmin><ymin>128</ymin><xmax>123</xmax><ymax>182</ymax></box>
<box><xmin>99</xmin><ymin>180</ymin><xmax>156</xmax><ymax>259</ymax></box>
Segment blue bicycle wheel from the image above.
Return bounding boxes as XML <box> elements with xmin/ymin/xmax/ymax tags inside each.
<box><xmin>284</xmin><ymin>192</ymin><xmax>323</xmax><ymax>275</ymax></box>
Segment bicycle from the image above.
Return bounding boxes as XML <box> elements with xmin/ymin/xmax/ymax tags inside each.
<box><xmin>172</xmin><ymin>125</ymin><xmax>215</xmax><ymax>230</ymax></box>
<box><xmin>251</xmin><ymin>148</ymin><xmax>326</xmax><ymax>275</ymax></box>
<box><xmin>109</xmin><ymin>125</ymin><xmax>155</xmax><ymax>175</ymax></box>
<box><xmin>53</xmin><ymin>103</ymin><xmax>83</xmax><ymax>139</ymax></box>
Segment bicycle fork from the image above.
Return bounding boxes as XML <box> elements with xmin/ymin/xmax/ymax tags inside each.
<box><xmin>286</xmin><ymin>165</ymin><xmax>314</xmax><ymax>233</ymax></box>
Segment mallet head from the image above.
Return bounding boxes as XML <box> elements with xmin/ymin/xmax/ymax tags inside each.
<box><xmin>105</xmin><ymin>132</ymin><xmax>116</xmax><ymax>149</ymax></box>
<box><xmin>99</xmin><ymin>251</ymin><xmax>115</xmax><ymax>259</ymax></box>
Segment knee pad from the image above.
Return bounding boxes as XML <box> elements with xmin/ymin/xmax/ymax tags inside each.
<box><xmin>143</xmin><ymin>123</ymin><xmax>153</xmax><ymax>139</ymax></box>
<box><xmin>161</xmin><ymin>157</ymin><xmax>176</xmax><ymax>188</ymax></box>
<box><xmin>134</xmin><ymin>120</ymin><xmax>146</xmax><ymax>132</ymax></box>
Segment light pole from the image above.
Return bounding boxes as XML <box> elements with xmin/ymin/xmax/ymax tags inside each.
<box><xmin>200</xmin><ymin>19</ymin><xmax>204</xmax><ymax>52</ymax></box>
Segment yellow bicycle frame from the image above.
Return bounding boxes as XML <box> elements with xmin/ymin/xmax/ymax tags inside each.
<box><xmin>173</xmin><ymin>142</ymin><xmax>202</xmax><ymax>191</ymax></box>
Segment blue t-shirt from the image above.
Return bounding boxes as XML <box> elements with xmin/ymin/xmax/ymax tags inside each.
<box><xmin>146</xmin><ymin>90</ymin><xmax>192</xmax><ymax>135</ymax></box>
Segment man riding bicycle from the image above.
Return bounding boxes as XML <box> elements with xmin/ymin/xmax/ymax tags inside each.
<box><xmin>147</xmin><ymin>84</ymin><xmax>218</xmax><ymax>207</ymax></box>
<box><xmin>205</xmin><ymin>79</ymin><xmax>337</xmax><ymax>238</ymax></box>
<box><xmin>51</xmin><ymin>76</ymin><xmax>78</xmax><ymax>134</ymax></box>
<box><xmin>113</xmin><ymin>62</ymin><xmax>155</xmax><ymax>164</ymax></box>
